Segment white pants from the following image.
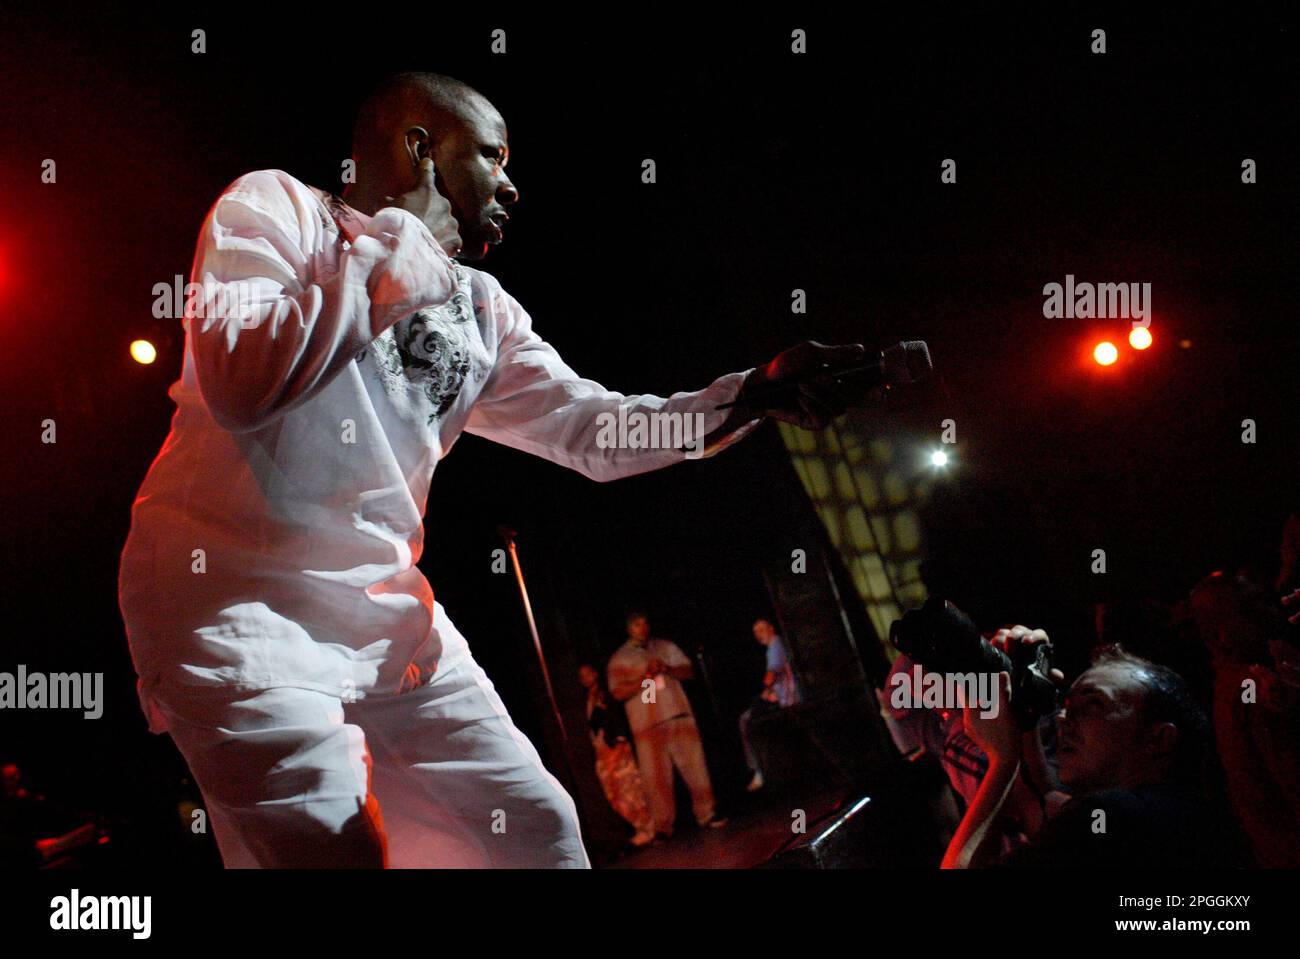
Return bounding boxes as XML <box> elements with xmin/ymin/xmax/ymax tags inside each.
<box><xmin>632</xmin><ymin>715</ymin><xmax>716</xmax><ymax>835</ymax></box>
<box><xmin>152</xmin><ymin>650</ymin><xmax>590</xmax><ymax>868</ymax></box>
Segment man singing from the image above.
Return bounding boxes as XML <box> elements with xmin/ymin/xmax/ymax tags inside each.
<box><xmin>117</xmin><ymin>71</ymin><xmax>861</xmax><ymax>868</ymax></box>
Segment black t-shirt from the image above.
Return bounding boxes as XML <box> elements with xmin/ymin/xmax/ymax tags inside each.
<box><xmin>999</xmin><ymin>781</ymin><xmax>1241</xmax><ymax>869</ymax></box>
<box><xmin>589</xmin><ymin>697</ymin><xmax>633</xmax><ymax>744</ymax></box>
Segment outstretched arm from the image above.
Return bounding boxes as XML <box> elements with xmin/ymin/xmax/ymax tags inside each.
<box><xmin>463</xmin><ymin>285</ymin><xmax>760</xmax><ymax>481</ymax></box>
<box><xmin>464</xmin><ymin>281</ymin><xmax>863</xmax><ymax>482</ymax></box>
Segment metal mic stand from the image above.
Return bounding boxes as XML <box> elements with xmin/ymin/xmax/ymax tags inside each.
<box><xmin>496</xmin><ymin>524</ymin><xmax>567</xmax><ymax>742</ymax></box>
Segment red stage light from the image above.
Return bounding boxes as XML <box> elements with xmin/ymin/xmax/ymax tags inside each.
<box><xmin>1129</xmin><ymin>326</ymin><xmax>1153</xmax><ymax>350</ymax></box>
<box><xmin>1093</xmin><ymin>341</ymin><xmax>1119</xmax><ymax>366</ymax></box>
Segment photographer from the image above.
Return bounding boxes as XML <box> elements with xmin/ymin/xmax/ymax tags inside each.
<box><xmin>942</xmin><ymin>644</ymin><xmax>1240</xmax><ymax>869</ymax></box>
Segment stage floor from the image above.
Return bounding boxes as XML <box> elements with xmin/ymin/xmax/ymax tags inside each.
<box><xmin>603</xmin><ymin>785</ymin><xmax>849</xmax><ymax>869</ymax></box>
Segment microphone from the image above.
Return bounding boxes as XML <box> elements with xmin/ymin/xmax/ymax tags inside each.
<box><xmin>715</xmin><ymin>340</ymin><xmax>932</xmax><ymax>410</ymax></box>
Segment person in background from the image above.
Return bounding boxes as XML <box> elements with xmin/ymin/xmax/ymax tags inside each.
<box><xmin>1194</xmin><ymin>572</ymin><xmax>1300</xmax><ymax>867</ymax></box>
<box><xmin>578</xmin><ymin>664</ymin><xmax>656</xmax><ymax>849</ymax></box>
<box><xmin>738</xmin><ymin>619</ymin><xmax>801</xmax><ymax>792</ymax></box>
<box><xmin>880</xmin><ymin>623</ymin><xmax>1067</xmax><ymax>861</ymax></box>
<box><xmin>878</xmin><ymin>650</ymin><xmax>989</xmax><ymax>809</ymax></box>
<box><xmin>607</xmin><ymin>612</ymin><xmax>728</xmax><ymax>838</ymax></box>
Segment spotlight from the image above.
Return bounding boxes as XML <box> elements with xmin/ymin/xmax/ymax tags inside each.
<box><xmin>130</xmin><ymin>339</ymin><xmax>157</xmax><ymax>365</ymax></box>
<box><xmin>1129</xmin><ymin>326</ymin><xmax>1152</xmax><ymax>350</ymax></box>
<box><xmin>930</xmin><ymin>450</ymin><xmax>949</xmax><ymax>467</ymax></box>
<box><xmin>1093</xmin><ymin>341</ymin><xmax>1118</xmax><ymax>366</ymax></box>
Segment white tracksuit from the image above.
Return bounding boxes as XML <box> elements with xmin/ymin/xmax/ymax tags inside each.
<box><xmin>117</xmin><ymin>169</ymin><xmax>761</xmax><ymax>867</ymax></box>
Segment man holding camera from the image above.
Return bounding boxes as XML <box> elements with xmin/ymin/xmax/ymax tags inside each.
<box><xmin>942</xmin><ymin>638</ymin><xmax>1237</xmax><ymax>869</ymax></box>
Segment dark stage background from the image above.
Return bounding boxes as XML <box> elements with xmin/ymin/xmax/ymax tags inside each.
<box><xmin>1</xmin><ymin>10</ymin><xmax>1296</xmax><ymax>864</ymax></box>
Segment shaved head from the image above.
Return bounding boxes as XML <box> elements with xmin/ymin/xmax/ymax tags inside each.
<box><xmin>352</xmin><ymin>72</ymin><xmax>495</xmax><ymax>160</ymax></box>
<box><xmin>343</xmin><ymin>71</ymin><xmax>517</xmax><ymax>260</ymax></box>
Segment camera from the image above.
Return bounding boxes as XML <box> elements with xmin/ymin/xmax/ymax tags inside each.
<box><xmin>889</xmin><ymin>596</ymin><xmax>1059</xmax><ymax>727</ymax></box>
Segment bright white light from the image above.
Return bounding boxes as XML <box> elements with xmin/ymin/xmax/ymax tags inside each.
<box><xmin>130</xmin><ymin>339</ymin><xmax>157</xmax><ymax>365</ymax></box>
<box><xmin>931</xmin><ymin>450</ymin><xmax>948</xmax><ymax>467</ymax></box>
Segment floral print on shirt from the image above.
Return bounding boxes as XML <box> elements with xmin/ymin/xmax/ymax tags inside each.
<box><xmin>370</xmin><ymin>264</ymin><xmax>479</xmax><ymax>425</ymax></box>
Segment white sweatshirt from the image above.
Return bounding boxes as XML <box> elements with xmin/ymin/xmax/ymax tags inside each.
<box><xmin>117</xmin><ymin>169</ymin><xmax>761</xmax><ymax>733</ymax></box>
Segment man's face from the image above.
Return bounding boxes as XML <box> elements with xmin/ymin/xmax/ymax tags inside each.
<box><xmin>753</xmin><ymin>620</ymin><xmax>775</xmax><ymax>644</ymax></box>
<box><xmin>432</xmin><ymin>102</ymin><xmax>518</xmax><ymax>261</ymax></box>
<box><xmin>1055</xmin><ymin>662</ymin><xmax>1164</xmax><ymax>793</ymax></box>
<box><xmin>628</xmin><ymin>617</ymin><xmax>649</xmax><ymax>644</ymax></box>
<box><xmin>578</xmin><ymin>665</ymin><xmax>598</xmax><ymax>689</ymax></box>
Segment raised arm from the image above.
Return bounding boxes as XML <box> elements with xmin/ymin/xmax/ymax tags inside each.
<box><xmin>941</xmin><ymin>672</ymin><xmax>1021</xmax><ymax>868</ymax></box>
<box><xmin>185</xmin><ymin>170</ymin><xmax>458</xmax><ymax>433</ymax></box>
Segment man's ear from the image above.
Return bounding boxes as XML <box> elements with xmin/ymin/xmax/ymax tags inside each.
<box><xmin>405</xmin><ymin>126</ymin><xmax>430</xmax><ymax>167</ymax></box>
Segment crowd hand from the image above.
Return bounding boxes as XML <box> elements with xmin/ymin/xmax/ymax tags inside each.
<box><xmin>1281</xmin><ymin>588</ymin><xmax>1300</xmax><ymax>625</ymax></box>
<box><xmin>990</xmin><ymin>625</ymin><xmax>1066</xmax><ymax>685</ymax></box>
<box><xmin>737</xmin><ymin>341</ymin><xmax>866</xmax><ymax>429</ymax></box>
<box><xmin>959</xmin><ymin>671</ymin><xmax>1020</xmax><ymax>765</ymax></box>
<box><xmin>385</xmin><ymin>157</ymin><xmax>463</xmax><ymax>258</ymax></box>
<box><xmin>761</xmin><ymin>687</ymin><xmax>779</xmax><ymax>703</ymax></box>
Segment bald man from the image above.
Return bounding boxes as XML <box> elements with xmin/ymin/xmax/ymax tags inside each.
<box><xmin>118</xmin><ymin>72</ymin><xmax>862</xmax><ymax>868</ymax></box>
